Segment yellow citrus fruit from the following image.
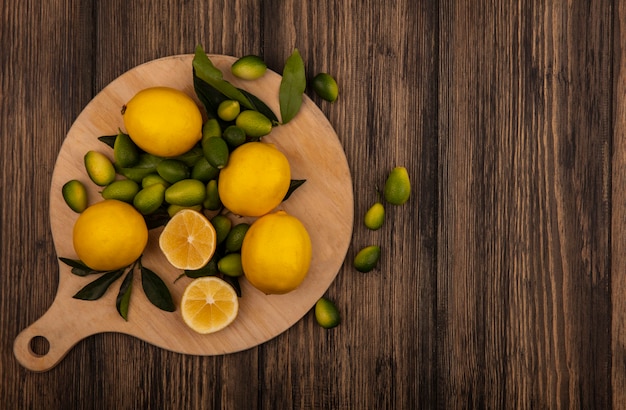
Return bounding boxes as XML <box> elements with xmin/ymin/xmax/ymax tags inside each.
<box><xmin>158</xmin><ymin>209</ymin><xmax>217</xmax><ymax>270</ymax></box>
<box><xmin>122</xmin><ymin>87</ymin><xmax>203</xmax><ymax>157</ymax></box>
<box><xmin>180</xmin><ymin>276</ymin><xmax>239</xmax><ymax>334</ymax></box>
<box><xmin>72</xmin><ymin>199</ymin><xmax>148</xmax><ymax>271</ymax></box>
<box><xmin>218</xmin><ymin>142</ymin><xmax>291</xmax><ymax>217</ymax></box>
<box><xmin>241</xmin><ymin>211</ymin><xmax>312</xmax><ymax>294</ymax></box>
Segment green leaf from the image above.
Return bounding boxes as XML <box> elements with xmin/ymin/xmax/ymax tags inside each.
<box><xmin>221</xmin><ymin>274</ymin><xmax>242</xmax><ymax>297</ymax></box>
<box><xmin>98</xmin><ymin>135</ymin><xmax>117</xmax><ymax>149</ymax></box>
<box><xmin>172</xmin><ymin>145</ymin><xmax>204</xmax><ymax>167</ymax></box>
<box><xmin>192</xmin><ymin>46</ymin><xmax>278</xmax><ymax>128</ymax></box>
<box><xmin>59</xmin><ymin>257</ymin><xmax>100</xmax><ymax>276</ymax></box>
<box><xmin>142</xmin><ymin>206</ymin><xmax>171</xmax><ymax>230</ymax></box>
<box><xmin>283</xmin><ymin>179</ymin><xmax>306</xmax><ymax>201</ymax></box>
<box><xmin>59</xmin><ymin>257</ymin><xmax>88</xmax><ymax>269</ymax></box>
<box><xmin>279</xmin><ymin>49</ymin><xmax>306</xmax><ymax>124</ymax></box>
<box><xmin>73</xmin><ymin>269</ymin><xmax>124</xmax><ymax>300</ymax></box>
<box><xmin>131</xmin><ymin>153</ymin><xmax>163</xmax><ymax>170</ymax></box>
<box><xmin>115</xmin><ymin>153</ymin><xmax>163</xmax><ymax>183</ymax></box>
<box><xmin>116</xmin><ymin>270</ymin><xmax>133</xmax><ymax>321</ymax></box>
<box><xmin>193</xmin><ymin>45</ymin><xmax>254</xmax><ymax>110</ymax></box>
<box><xmin>238</xmin><ymin>88</ymin><xmax>279</xmax><ymax>125</ymax></box>
<box><xmin>193</xmin><ymin>72</ymin><xmax>226</xmax><ymax>122</ymax></box>
<box><xmin>71</xmin><ymin>267</ymin><xmax>96</xmax><ymax>277</ymax></box>
<box><xmin>185</xmin><ymin>254</ymin><xmax>220</xmax><ymax>278</ymax></box>
<box><xmin>141</xmin><ymin>265</ymin><xmax>175</xmax><ymax>312</ymax></box>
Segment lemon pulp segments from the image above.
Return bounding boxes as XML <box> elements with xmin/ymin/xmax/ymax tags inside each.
<box><xmin>159</xmin><ymin>209</ymin><xmax>217</xmax><ymax>270</ymax></box>
<box><xmin>180</xmin><ymin>277</ymin><xmax>239</xmax><ymax>334</ymax></box>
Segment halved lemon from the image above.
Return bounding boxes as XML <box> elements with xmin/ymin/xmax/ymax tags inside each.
<box><xmin>159</xmin><ymin>209</ymin><xmax>216</xmax><ymax>270</ymax></box>
<box><xmin>180</xmin><ymin>277</ymin><xmax>239</xmax><ymax>334</ymax></box>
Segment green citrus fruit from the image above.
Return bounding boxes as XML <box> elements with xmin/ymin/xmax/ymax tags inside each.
<box><xmin>364</xmin><ymin>202</ymin><xmax>385</xmax><ymax>230</ymax></box>
<box><xmin>202</xmin><ymin>118</ymin><xmax>222</xmax><ymax>139</ymax></box>
<box><xmin>225</xmin><ymin>223</ymin><xmax>250</xmax><ymax>253</ymax></box>
<box><xmin>191</xmin><ymin>157</ymin><xmax>220</xmax><ymax>182</ymax></box>
<box><xmin>203</xmin><ymin>179</ymin><xmax>221</xmax><ymax>211</ymax></box>
<box><xmin>101</xmin><ymin>179</ymin><xmax>140</xmax><ymax>203</ymax></box>
<box><xmin>235</xmin><ymin>110</ymin><xmax>272</xmax><ymax>138</ymax></box>
<box><xmin>203</xmin><ymin>136</ymin><xmax>229</xmax><ymax>169</ymax></box>
<box><xmin>167</xmin><ymin>204</ymin><xmax>203</xmax><ymax>218</ymax></box>
<box><xmin>218</xmin><ymin>253</ymin><xmax>244</xmax><ymax>277</ymax></box>
<box><xmin>354</xmin><ymin>245</ymin><xmax>381</xmax><ymax>273</ymax></box>
<box><xmin>211</xmin><ymin>215</ymin><xmax>232</xmax><ymax>245</ymax></box>
<box><xmin>231</xmin><ymin>55</ymin><xmax>267</xmax><ymax>80</ymax></box>
<box><xmin>141</xmin><ymin>173</ymin><xmax>170</xmax><ymax>189</ymax></box>
<box><xmin>165</xmin><ymin>179</ymin><xmax>207</xmax><ymax>207</ymax></box>
<box><xmin>311</xmin><ymin>73</ymin><xmax>339</xmax><ymax>102</ymax></box>
<box><xmin>62</xmin><ymin>180</ymin><xmax>88</xmax><ymax>213</ymax></box>
<box><xmin>84</xmin><ymin>151</ymin><xmax>116</xmax><ymax>186</ymax></box>
<box><xmin>315</xmin><ymin>297</ymin><xmax>340</xmax><ymax>329</ymax></box>
<box><xmin>133</xmin><ymin>183</ymin><xmax>166</xmax><ymax>215</ymax></box>
<box><xmin>223</xmin><ymin>125</ymin><xmax>247</xmax><ymax>148</ymax></box>
<box><xmin>156</xmin><ymin>159</ymin><xmax>190</xmax><ymax>184</ymax></box>
<box><xmin>218</xmin><ymin>100</ymin><xmax>241</xmax><ymax>121</ymax></box>
<box><xmin>113</xmin><ymin>132</ymin><xmax>140</xmax><ymax>168</ymax></box>
<box><xmin>383</xmin><ymin>167</ymin><xmax>411</xmax><ymax>205</ymax></box>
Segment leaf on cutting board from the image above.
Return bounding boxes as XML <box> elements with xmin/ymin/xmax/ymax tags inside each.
<box><xmin>193</xmin><ymin>45</ymin><xmax>255</xmax><ymax>111</ymax></box>
<box><xmin>59</xmin><ymin>257</ymin><xmax>101</xmax><ymax>276</ymax></box>
<box><xmin>116</xmin><ymin>270</ymin><xmax>134</xmax><ymax>321</ymax></box>
<box><xmin>141</xmin><ymin>264</ymin><xmax>175</xmax><ymax>312</ymax></box>
<box><xmin>279</xmin><ymin>49</ymin><xmax>306</xmax><ymax>124</ymax></box>
<box><xmin>73</xmin><ymin>269</ymin><xmax>125</xmax><ymax>300</ymax></box>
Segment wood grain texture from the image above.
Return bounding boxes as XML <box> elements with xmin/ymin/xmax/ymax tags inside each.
<box><xmin>614</xmin><ymin>0</ymin><xmax>626</xmax><ymax>408</ymax></box>
<box><xmin>1</xmin><ymin>0</ymin><xmax>623</xmax><ymax>408</ymax></box>
<box><xmin>438</xmin><ymin>1</ymin><xmax>613</xmax><ymax>408</ymax></box>
<box><xmin>262</xmin><ymin>2</ymin><xmax>439</xmax><ymax>408</ymax></box>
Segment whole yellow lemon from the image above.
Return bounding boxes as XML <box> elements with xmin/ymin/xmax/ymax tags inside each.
<box><xmin>73</xmin><ymin>199</ymin><xmax>148</xmax><ymax>271</ymax></box>
<box><xmin>241</xmin><ymin>211</ymin><xmax>312</xmax><ymax>294</ymax></box>
<box><xmin>218</xmin><ymin>142</ymin><xmax>291</xmax><ymax>217</ymax></box>
<box><xmin>122</xmin><ymin>87</ymin><xmax>203</xmax><ymax>157</ymax></box>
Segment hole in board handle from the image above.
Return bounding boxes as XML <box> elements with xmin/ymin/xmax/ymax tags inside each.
<box><xmin>29</xmin><ymin>335</ymin><xmax>50</xmax><ymax>357</ymax></box>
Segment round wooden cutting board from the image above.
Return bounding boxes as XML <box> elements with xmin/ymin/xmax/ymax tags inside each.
<box><xmin>14</xmin><ymin>54</ymin><xmax>353</xmax><ymax>372</ymax></box>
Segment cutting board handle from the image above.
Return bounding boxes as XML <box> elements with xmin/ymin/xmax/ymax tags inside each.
<box><xmin>14</xmin><ymin>297</ymin><xmax>94</xmax><ymax>372</ymax></box>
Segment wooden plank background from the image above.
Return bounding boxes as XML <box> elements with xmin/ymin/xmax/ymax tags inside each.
<box><xmin>1</xmin><ymin>0</ymin><xmax>624</xmax><ymax>408</ymax></box>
